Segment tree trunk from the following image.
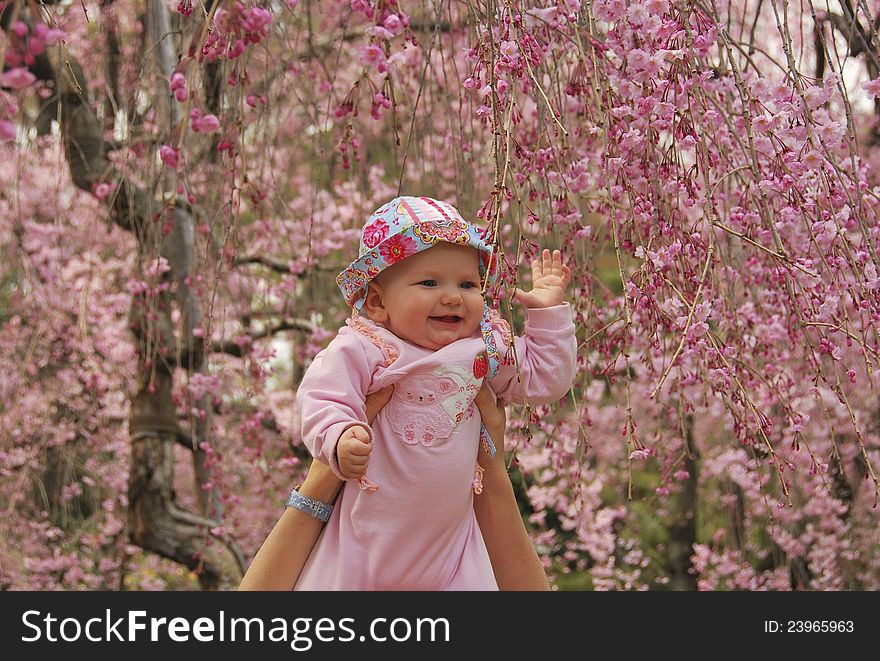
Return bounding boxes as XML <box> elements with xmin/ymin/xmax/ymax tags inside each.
<box><xmin>667</xmin><ymin>412</ymin><xmax>698</xmax><ymax>591</ymax></box>
<box><xmin>1</xmin><ymin>4</ymin><xmax>245</xmax><ymax>588</ymax></box>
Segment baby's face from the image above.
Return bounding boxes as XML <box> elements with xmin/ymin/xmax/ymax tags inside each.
<box><xmin>373</xmin><ymin>242</ymin><xmax>484</xmax><ymax>350</ymax></box>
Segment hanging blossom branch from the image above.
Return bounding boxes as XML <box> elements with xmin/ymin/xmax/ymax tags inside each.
<box><xmin>448</xmin><ymin>0</ymin><xmax>880</xmax><ymax>588</ymax></box>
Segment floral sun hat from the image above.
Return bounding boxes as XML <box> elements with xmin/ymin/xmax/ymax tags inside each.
<box><xmin>337</xmin><ymin>196</ymin><xmax>498</xmax><ymax>306</ymax></box>
<box><xmin>337</xmin><ymin>195</ymin><xmax>503</xmax><ymax>460</ymax></box>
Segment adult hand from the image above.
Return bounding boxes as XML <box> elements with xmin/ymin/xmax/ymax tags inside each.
<box><xmin>365</xmin><ymin>385</ymin><xmax>395</xmax><ymax>423</ymax></box>
<box><xmin>306</xmin><ymin>385</ymin><xmax>395</xmax><ymax>484</ymax></box>
<box><xmin>473</xmin><ymin>383</ymin><xmax>506</xmax><ymax>469</ymax></box>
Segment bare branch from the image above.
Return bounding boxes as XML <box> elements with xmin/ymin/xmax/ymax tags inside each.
<box><xmin>209</xmin><ymin>318</ymin><xmax>316</xmax><ymax>357</ymax></box>
<box><xmin>233</xmin><ymin>255</ymin><xmax>342</xmax><ymax>276</ymax></box>
<box><xmin>233</xmin><ymin>255</ymin><xmax>295</xmax><ymax>273</ymax></box>
<box><xmin>821</xmin><ymin>11</ymin><xmax>880</xmax><ymax>71</ymax></box>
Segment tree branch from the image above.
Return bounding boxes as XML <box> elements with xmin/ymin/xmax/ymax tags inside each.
<box><xmin>233</xmin><ymin>255</ymin><xmax>295</xmax><ymax>273</ymax></box>
<box><xmin>208</xmin><ymin>318</ymin><xmax>315</xmax><ymax>358</ymax></box>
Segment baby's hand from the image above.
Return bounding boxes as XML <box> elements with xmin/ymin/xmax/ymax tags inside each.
<box><xmin>337</xmin><ymin>425</ymin><xmax>372</xmax><ymax>479</ymax></box>
<box><xmin>513</xmin><ymin>249</ymin><xmax>571</xmax><ymax>309</ymax></box>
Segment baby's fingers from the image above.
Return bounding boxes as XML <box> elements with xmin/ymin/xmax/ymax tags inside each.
<box><xmin>343</xmin><ymin>463</ymin><xmax>367</xmax><ymax>478</ymax></box>
<box><xmin>552</xmin><ymin>249</ymin><xmax>565</xmax><ymax>272</ymax></box>
<box><xmin>347</xmin><ymin>440</ymin><xmax>372</xmax><ymax>457</ymax></box>
<box><xmin>543</xmin><ymin>248</ymin><xmax>553</xmax><ymax>274</ymax></box>
<box><xmin>531</xmin><ymin>254</ymin><xmax>543</xmax><ymax>283</ymax></box>
<box><xmin>348</xmin><ymin>425</ymin><xmax>372</xmax><ymax>443</ymax></box>
<box><xmin>346</xmin><ymin>454</ymin><xmax>371</xmax><ymax>469</ymax></box>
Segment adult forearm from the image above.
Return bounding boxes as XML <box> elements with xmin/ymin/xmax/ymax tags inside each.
<box><xmin>238</xmin><ymin>465</ymin><xmax>343</xmax><ymax>591</ymax></box>
<box><xmin>474</xmin><ymin>463</ymin><xmax>551</xmax><ymax>591</ymax></box>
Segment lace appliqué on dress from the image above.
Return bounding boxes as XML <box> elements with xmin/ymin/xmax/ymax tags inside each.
<box><xmin>346</xmin><ymin>314</ymin><xmax>399</xmax><ymax>367</ymax></box>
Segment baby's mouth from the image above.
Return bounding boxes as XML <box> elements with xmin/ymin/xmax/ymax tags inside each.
<box><xmin>430</xmin><ymin>315</ymin><xmax>463</xmax><ymax>325</ymax></box>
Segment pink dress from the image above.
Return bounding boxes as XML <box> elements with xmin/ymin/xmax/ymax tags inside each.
<box><xmin>294</xmin><ymin>304</ymin><xmax>576</xmax><ymax>590</ymax></box>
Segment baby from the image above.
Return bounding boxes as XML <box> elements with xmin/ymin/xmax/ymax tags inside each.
<box><xmin>294</xmin><ymin>196</ymin><xmax>576</xmax><ymax>590</ymax></box>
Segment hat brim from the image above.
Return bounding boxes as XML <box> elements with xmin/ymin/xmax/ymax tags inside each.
<box><xmin>337</xmin><ymin>223</ymin><xmax>499</xmax><ymax>310</ymax></box>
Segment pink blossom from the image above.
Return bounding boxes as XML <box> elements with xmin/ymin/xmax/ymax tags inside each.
<box><xmin>370</xmin><ymin>92</ymin><xmax>391</xmax><ymax>119</ymax></box>
<box><xmin>360</xmin><ymin>44</ymin><xmax>386</xmax><ymax>68</ymax></box>
<box><xmin>32</xmin><ymin>23</ymin><xmax>66</xmax><ymax>45</ymax></box>
<box><xmin>645</xmin><ymin>0</ymin><xmax>669</xmax><ymax>14</ymax></box>
<box><xmin>594</xmin><ymin>0</ymin><xmax>626</xmax><ymax>22</ymax></box>
<box><xmin>803</xmin><ymin>84</ymin><xmax>831</xmax><ymax>110</ymax></box>
<box><xmin>751</xmin><ymin>115</ymin><xmax>774</xmax><ymax>133</ymax></box>
<box><xmin>818</xmin><ymin>337</ymin><xmax>842</xmax><ymax>361</ymax></box>
<box><xmin>28</xmin><ymin>36</ymin><xmax>46</xmax><ymax>57</ymax></box>
<box><xmin>626</xmin><ymin>48</ymin><xmax>651</xmax><ymax>71</ymax></box>
<box><xmin>160</xmin><ymin>145</ymin><xmax>180</xmax><ymax>169</ymax></box>
<box><xmin>627</xmin><ymin>3</ymin><xmax>649</xmax><ymax>26</ymax></box>
<box><xmin>350</xmin><ymin>0</ymin><xmax>374</xmax><ymax>19</ymax></box>
<box><xmin>500</xmin><ymin>40</ymin><xmax>519</xmax><ymax>59</ymax></box>
<box><xmin>366</xmin><ymin>26</ymin><xmax>395</xmax><ymax>39</ymax></box>
<box><xmin>170</xmin><ymin>73</ymin><xmax>187</xmax><ymax>101</ymax></box>
<box><xmin>0</xmin><ymin>68</ymin><xmax>36</xmax><ymax>90</ymax></box>
<box><xmin>862</xmin><ymin>77</ymin><xmax>880</xmax><ymax>99</ymax></box>
<box><xmin>801</xmin><ymin>150</ymin><xmax>824</xmax><ymax>170</ymax></box>
<box><xmin>92</xmin><ymin>182</ymin><xmax>116</xmax><ymax>201</ymax></box>
<box><xmin>0</xmin><ymin>120</ymin><xmax>15</xmax><ymax>142</ymax></box>
<box><xmin>383</xmin><ymin>14</ymin><xmax>403</xmax><ymax>35</ymax></box>
<box><xmin>191</xmin><ymin>113</ymin><xmax>221</xmax><ymax>133</ymax></box>
<box><xmin>334</xmin><ymin>102</ymin><xmax>354</xmax><ymax>119</ymax></box>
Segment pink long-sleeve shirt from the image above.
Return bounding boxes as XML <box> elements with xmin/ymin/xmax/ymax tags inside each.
<box><xmin>294</xmin><ymin>303</ymin><xmax>576</xmax><ymax>590</ymax></box>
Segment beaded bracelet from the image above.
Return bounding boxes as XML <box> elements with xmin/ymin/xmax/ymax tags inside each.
<box><xmin>285</xmin><ymin>487</ymin><xmax>333</xmax><ymax>523</ymax></box>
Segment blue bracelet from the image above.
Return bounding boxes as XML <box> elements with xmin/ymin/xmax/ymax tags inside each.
<box><xmin>285</xmin><ymin>487</ymin><xmax>333</xmax><ymax>523</ymax></box>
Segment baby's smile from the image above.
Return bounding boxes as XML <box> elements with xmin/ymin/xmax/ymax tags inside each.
<box><xmin>429</xmin><ymin>315</ymin><xmax>463</xmax><ymax>326</ymax></box>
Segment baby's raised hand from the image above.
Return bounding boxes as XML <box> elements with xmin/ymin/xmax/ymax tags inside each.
<box><xmin>513</xmin><ymin>249</ymin><xmax>571</xmax><ymax>309</ymax></box>
<box><xmin>337</xmin><ymin>425</ymin><xmax>372</xmax><ymax>479</ymax></box>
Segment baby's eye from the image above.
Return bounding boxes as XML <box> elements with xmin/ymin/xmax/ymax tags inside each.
<box><xmin>419</xmin><ymin>280</ymin><xmax>438</xmax><ymax>287</ymax></box>
<box><xmin>460</xmin><ymin>282</ymin><xmax>479</xmax><ymax>289</ymax></box>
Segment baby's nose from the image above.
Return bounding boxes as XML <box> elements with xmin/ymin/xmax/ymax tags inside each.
<box><xmin>440</xmin><ymin>288</ymin><xmax>463</xmax><ymax>303</ymax></box>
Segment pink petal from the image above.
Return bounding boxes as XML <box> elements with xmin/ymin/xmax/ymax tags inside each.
<box><xmin>1</xmin><ymin>67</ymin><xmax>36</xmax><ymax>90</ymax></box>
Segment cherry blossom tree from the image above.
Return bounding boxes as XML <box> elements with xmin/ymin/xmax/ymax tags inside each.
<box><xmin>1</xmin><ymin>0</ymin><xmax>878</xmax><ymax>590</ymax></box>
